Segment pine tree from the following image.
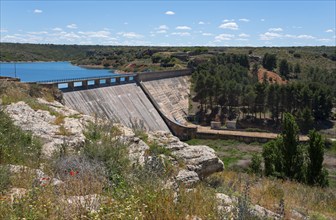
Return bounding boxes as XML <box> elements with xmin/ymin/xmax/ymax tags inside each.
<box><xmin>307</xmin><ymin>130</ymin><xmax>329</xmax><ymax>187</ymax></box>
<box><xmin>281</xmin><ymin>113</ymin><xmax>300</xmax><ymax>179</ymax></box>
<box><xmin>279</xmin><ymin>59</ymin><xmax>290</xmax><ymax>79</ymax></box>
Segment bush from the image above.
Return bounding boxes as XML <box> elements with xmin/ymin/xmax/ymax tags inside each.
<box><xmin>0</xmin><ymin>166</ymin><xmax>10</xmax><ymax>194</ymax></box>
<box><xmin>249</xmin><ymin>153</ymin><xmax>262</xmax><ymax>175</ymax></box>
<box><xmin>0</xmin><ymin>111</ymin><xmax>42</xmax><ymax>167</ymax></box>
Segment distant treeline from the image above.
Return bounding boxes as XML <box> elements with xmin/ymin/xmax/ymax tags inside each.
<box><xmin>191</xmin><ymin>53</ymin><xmax>334</xmax><ymax>132</ymax></box>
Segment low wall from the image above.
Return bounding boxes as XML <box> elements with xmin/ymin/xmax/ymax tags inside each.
<box><xmin>196</xmin><ymin>132</ymin><xmax>272</xmax><ymax>144</ymax></box>
<box><xmin>136</xmin><ymin>69</ymin><xmax>191</xmax><ymax>82</ymax></box>
<box><xmin>139</xmin><ymin>81</ymin><xmax>197</xmax><ymax>140</ymax></box>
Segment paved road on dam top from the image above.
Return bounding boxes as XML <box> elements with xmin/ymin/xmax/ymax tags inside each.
<box><xmin>196</xmin><ymin>125</ymin><xmax>309</xmax><ymax>142</ymax></box>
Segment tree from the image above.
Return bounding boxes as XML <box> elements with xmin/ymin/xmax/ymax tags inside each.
<box><xmin>262</xmin><ymin>137</ymin><xmax>284</xmax><ymax>177</ymax></box>
<box><xmin>298</xmin><ymin>107</ymin><xmax>314</xmax><ymax>134</ymax></box>
<box><xmin>262</xmin><ymin>53</ymin><xmax>277</xmax><ymax>71</ymax></box>
<box><xmin>254</xmin><ymin>83</ymin><xmax>266</xmax><ymax>119</ymax></box>
<box><xmin>279</xmin><ymin>59</ymin><xmax>290</xmax><ymax>79</ymax></box>
<box><xmin>250</xmin><ymin>153</ymin><xmax>262</xmax><ymax>175</ymax></box>
<box><xmin>294</xmin><ymin>63</ymin><xmax>301</xmax><ymax>74</ymax></box>
<box><xmin>281</xmin><ymin>113</ymin><xmax>300</xmax><ymax>179</ymax></box>
<box><xmin>307</xmin><ymin>130</ymin><xmax>329</xmax><ymax>187</ymax></box>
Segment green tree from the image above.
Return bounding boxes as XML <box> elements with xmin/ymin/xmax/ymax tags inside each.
<box><xmin>307</xmin><ymin>130</ymin><xmax>329</xmax><ymax>187</ymax></box>
<box><xmin>262</xmin><ymin>138</ymin><xmax>284</xmax><ymax>177</ymax></box>
<box><xmin>250</xmin><ymin>153</ymin><xmax>262</xmax><ymax>175</ymax></box>
<box><xmin>281</xmin><ymin>113</ymin><xmax>300</xmax><ymax>179</ymax></box>
<box><xmin>279</xmin><ymin>59</ymin><xmax>290</xmax><ymax>79</ymax></box>
<box><xmin>262</xmin><ymin>53</ymin><xmax>277</xmax><ymax>71</ymax></box>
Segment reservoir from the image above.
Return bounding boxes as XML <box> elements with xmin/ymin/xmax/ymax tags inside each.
<box><xmin>0</xmin><ymin>62</ymin><xmax>118</xmax><ymax>82</ymax></box>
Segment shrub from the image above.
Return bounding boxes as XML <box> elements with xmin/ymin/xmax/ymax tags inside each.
<box><xmin>0</xmin><ymin>111</ymin><xmax>42</xmax><ymax>167</ymax></box>
<box><xmin>0</xmin><ymin>165</ymin><xmax>10</xmax><ymax>194</ymax></box>
<box><xmin>249</xmin><ymin>153</ymin><xmax>262</xmax><ymax>175</ymax></box>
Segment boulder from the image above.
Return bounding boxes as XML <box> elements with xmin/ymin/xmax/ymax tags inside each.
<box><xmin>175</xmin><ymin>170</ymin><xmax>200</xmax><ymax>187</ymax></box>
<box><xmin>5</xmin><ymin>101</ymin><xmax>92</xmax><ymax>157</ymax></box>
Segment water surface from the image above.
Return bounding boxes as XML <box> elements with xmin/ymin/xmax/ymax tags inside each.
<box><xmin>0</xmin><ymin>62</ymin><xmax>117</xmax><ymax>82</ymax></box>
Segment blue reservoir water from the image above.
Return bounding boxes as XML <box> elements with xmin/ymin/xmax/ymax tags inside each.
<box><xmin>0</xmin><ymin>62</ymin><xmax>118</xmax><ymax>82</ymax></box>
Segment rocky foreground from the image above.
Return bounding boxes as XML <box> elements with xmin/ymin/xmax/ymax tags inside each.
<box><xmin>2</xmin><ymin>99</ymin><xmax>294</xmax><ymax>219</ymax></box>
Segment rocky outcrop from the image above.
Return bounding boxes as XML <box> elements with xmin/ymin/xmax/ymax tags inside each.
<box><xmin>4</xmin><ymin>99</ymin><xmax>224</xmax><ymax>186</ymax></box>
<box><xmin>126</xmin><ymin>130</ymin><xmax>224</xmax><ymax>185</ymax></box>
<box><xmin>5</xmin><ymin>100</ymin><xmax>93</xmax><ymax>157</ymax></box>
<box><xmin>148</xmin><ymin>131</ymin><xmax>224</xmax><ymax>179</ymax></box>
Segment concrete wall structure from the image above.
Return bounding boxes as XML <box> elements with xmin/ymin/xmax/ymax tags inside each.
<box><xmin>142</xmin><ymin>76</ymin><xmax>190</xmax><ymax>125</ymax></box>
<box><xmin>63</xmin><ymin>83</ymin><xmax>169</xmax><ymax>132</ymax></box>
<box><xmin>139</xmin><ymin>81</ymin><xmax>197</xmax><ymax>140</ymax></box>
<box><xmin>136</xmin><ymin>69</ymin><xmax>191</xmax><ymax>82</ymax></box>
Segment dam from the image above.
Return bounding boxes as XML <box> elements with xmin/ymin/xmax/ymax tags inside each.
<box><xmin>63</xmin><ymin>83</ymin><xmax>170</xmax><ymax>132</ymax></box>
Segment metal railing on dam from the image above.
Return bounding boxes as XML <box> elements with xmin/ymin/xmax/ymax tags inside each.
<box><xmin>31</xmin><ymin>69</ymin><xmax>192</xmax><ymax>91</ymax></box>
<box><xmin>31</xmin><ymin>74</ymin><xmax>136</xmax><ymax>84</ymax></box>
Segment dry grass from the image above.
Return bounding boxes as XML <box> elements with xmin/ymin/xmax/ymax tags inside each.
<box><xmin>211</xmin><ymin>171</ymin><xmax>336</xmax><ymax>219</ymax></box>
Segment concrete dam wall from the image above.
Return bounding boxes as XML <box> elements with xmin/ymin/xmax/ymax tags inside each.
<box><xmin>142</xmin><ymin>76</ymin><xmax>191</xmax><ymax>126</ymax></box>
<box><xmin>63</xmin><ymin>83</ymin><xmax>170</xmax><ymax>132</ymax></box>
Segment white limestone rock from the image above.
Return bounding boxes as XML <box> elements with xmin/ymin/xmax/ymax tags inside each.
<box><xmin>5</xmin><ymin>101</ymin><xmax>91</xmax><ymax>157</ymax></box>
<box><xmin>175</xmin><ymin>170</ymin><xmax>200</xmax><ymax>186</ymax></box>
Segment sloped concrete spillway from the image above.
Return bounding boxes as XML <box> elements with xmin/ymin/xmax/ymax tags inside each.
<box><xmin>142</xmin><ymin>76</ymin><xmax>191</xmax><ymax>126</ymax></box>
<box><xmin>63</xmin><ymin>83</ymin><xmax>170</xmax><ymax>132</ymax></box>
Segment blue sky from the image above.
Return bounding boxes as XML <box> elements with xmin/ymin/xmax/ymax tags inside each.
<box><xmin>1</xmin><ymin>0</ymin><xmax>335</xmax><ymax>46</ymax></box>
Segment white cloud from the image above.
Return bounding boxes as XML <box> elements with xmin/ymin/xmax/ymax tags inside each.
<box><xmin>202</xmin><ymin>33</ymin><xmax>213</xmax><ymax>36</ymax></box>
<box><xmin>156</xmin><ymin>30</ymin><xmax>167</xmax><ymax>34</ymax></box>
<box><xmin>296</xmin><ymin>34</ymin><xmax>315</xmax><ymax>39</ymax></box>
<box><xmin>158</xmin><ymin>25</ymin><xmax>169</xmax><ymax>30</ymax></box>
<box><xmin>27</xmin><ymin>31</ymin><xmax>48</xmax><ymax>35</ymax></box>
<box><xmin>317</xmin><ymin>38</ymin><xmax>331</xmax><ymax>42</ymax></box>
<box><xmin>52</xmin><ymin>27</ymin><xmax>62</xmax><ymax>31</ymax></box>
<box><xmin>176</xmin><ymin>26</ymin><xmax>192</xmax><ymax>30</ymax></box>
<box><xmin>326</xmin><ymin>29</ymin><xmax>333</xmax><ymax>33</ymax></box>
<box><xmin>78</xmin><ymin>31</ymin><xmax>111</xmax><ymax>38</ymax></box>
<box><xmin>222</xmin><ymin>19</ymin><xmax>234</xmax><ymax>22</ymax></box>
<box><xmin>215</xmin><ymin>34</ymin><xmax>234</xmax><ymax>41</ymax></box>
<box><xmin>268</xmin><ymin>27</ymin><xmax>283</xmax><ymax>32</ymax></box>
<box><xmin>165</xmin><ymin>11</ymin><xmax>175</xmax><ymax>15</ymax></box>
<box><xmin>124</xmin><ymin>22</ymin><xmax>128</xmax><ymax>25</ymax></box>
<box><xmin>239</xmin><ymin>18</ymin><xmax>250</xmax><ymax>22</ymax></box>
<box><xmin>171</xmin><ymin>32</ymin><xmax>190</xmax><ymax>36</ymax></box>
<box><xmin>0</xmin><ymin>29</ymin><xmax>8</xmax><ymax>33</ymax></box>
<box><xmin>260</xmin><ymin>19</ymin><xmax>265</xmax><ymax>22</ymax></box>
<box><xmin>260</xmin><ymin>32</ymin><xmax>282</xmax><ymax>40</ymax></box>
<box><xmin>198</xmin><ymin>21</ymin><xmax>205</xmax><ymax>25</ymax></box>
<box><xmin>67</xmin><ymin>24</ymin><xmax>78</xmax><ymax>29</ymax></box>
<box><xmin>260</xmin><ymin>32</ymin><xmax>315</xmax><ymax>40</ymax></box>
<box><xmin>239</xmin><ymin>33</ymin><xmax>250</xmax><ymax>38</ymax></box>
<box><xmin>117</xmin><ymin>32</ymin><xmax>143</xmax><ymax>38</ymax></box>
<box><xmin>219</xmin><ymin>22</ymin><xmax>238</xmax><ymax>30</ymax></box>
<box><xmin>33</xmin><ymin>9</ymin><xmax>42</xmax><ymax>14</ymax></box>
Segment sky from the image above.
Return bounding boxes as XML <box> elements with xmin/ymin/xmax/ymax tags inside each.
<box><xmin>0</xmin><ymin>0</ymin><xmax>335</xmax><ymax>46</ymax></box>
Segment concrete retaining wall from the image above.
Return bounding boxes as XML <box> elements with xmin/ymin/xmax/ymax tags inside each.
<box><xmin>136</xmin><ymin>69</ymin><xmax>191</xmax><ymax>82</ymax></box>
<box><xmin>196</xmin><ymin>132</ymin><xmax>272</xmax><ymax>144</ymax></box>
<box><xmin>139</xmin><ymin>81</ymin><xmax>197</xmax><ymax>140</ymax></box>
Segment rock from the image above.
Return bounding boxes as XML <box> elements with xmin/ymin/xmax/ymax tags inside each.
<box><xmin>291</xmin><ymin>209</ymin><xmax>307</xmax><ymax>219</ymax></box>
<box><xmin>137</xmin><ymin>131</ymin><xmax>224</xmax><ymax>183</ymax></box>
<box><xmin>172</xmin><ymin>145</ymin><xmax>224</xmax><ymax>179</ymax></box>
<box><xmin>5</xmin><ymin>101</ymin><xmax>91</xmax><ymax>157</ymax></box>
<box><xmin>216</xmin><ymin>193</ymin><xmax>237</xmax><ymax>215</ymax></box>
<box><xmin>175</xmin><ymin>170</ymin><xmax>200</xmax><ymax>187</ymax></box>
<box><xmin>128</xmin><ymin>140</ymin><xmax>150</xmax><ymax>166</ymax></box>
<box><xmin>251</xmin><ymin>205</ymin><xmax>280</xmax><ymax>219</ymax></box>
<box><xmin>185</xmin><ymin>215</ymin><xmax>202</xmax><ymax>220</ymax></box>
